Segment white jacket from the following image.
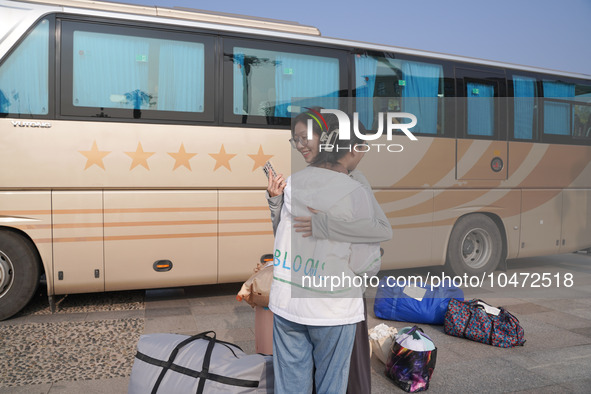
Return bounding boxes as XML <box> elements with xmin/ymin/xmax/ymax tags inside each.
<box><xmin>268</xmin><ymin>166</ymin><xmax>379</xmax><ymax>326</ymax></box>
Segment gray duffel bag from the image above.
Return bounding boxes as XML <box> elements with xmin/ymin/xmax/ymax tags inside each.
<box><xmin>128</xmin><ymin>331</ymin><xmax>273</xmax><ymax>393</ymax></box>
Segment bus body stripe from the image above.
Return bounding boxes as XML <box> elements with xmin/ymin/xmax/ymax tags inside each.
<box><xmin>0</xmin><ymin>206</ymin><xmax>268</xmax><ymax>216</ymax></box>
<box><xmin>15</xmin><ymin>218</ymin><xmax>270</xmax><ymax>230</ymax></box>
<box><xmin>35</xmin><ymin>230</ymin><xmax>273</xmax><ymax>243</ymax></box>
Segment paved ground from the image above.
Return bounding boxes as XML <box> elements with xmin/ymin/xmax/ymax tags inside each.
<box><xmin>1</xmin><ymin>252</ymin><xmax>591</xmax><ymax>393</ymax></box>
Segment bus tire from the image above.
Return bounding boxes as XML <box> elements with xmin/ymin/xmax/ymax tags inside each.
<box><xmin>0</xmin><ymin>231</ymin><xmax>40</xmax><ymax>321</ymax></box>
<box><xmin>446</xmin><ymin>214</ymin><xmax>503</xmax><ymax>277</ymax></box>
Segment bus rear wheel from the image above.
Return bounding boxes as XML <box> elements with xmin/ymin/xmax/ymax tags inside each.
<box><xmin>0</xmin><ymin>231</ymin><xmax>40</xmax><ymax>320</ymax></box>
<box><xmin>446</xmin><ymin>214</ymin><xmax>503</xmax><ymax>277</ymax></box>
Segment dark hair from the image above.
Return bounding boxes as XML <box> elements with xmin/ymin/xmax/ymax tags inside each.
<box><xmin>311</xmin><ymin>112</ymin><xmax>364</xmax><ymax>166</ymax></box>
<box><xmin>291</xmin><ymin>106</ymin><xmax>326</xmax><ymax>138</ymax></box>
<box><xmin>291</xmin><ymin>107</ymin><xmax>365</xmax><ymax>166</ymax></box>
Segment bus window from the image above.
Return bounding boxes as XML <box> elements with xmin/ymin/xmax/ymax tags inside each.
<box><xmin>60</xmin><ymin>22</ymin><xmax>214</xmax><ymax>121</ymax></box>
<box><xmin>354</xmin><ymin>54</ymin><xmax>444</xmax><ymax>135</ymax></box>
<box><xmin>573</xmin><ymin>83</ymin><xmax>591</xmax><ymax>140</ymax></box>
<box><xmin>512</xmin><ymin>75</ymin><xmax>538</xmax><ymax>140</ymax></box>
<box><xmin>73</xmin><ymin>32</ymin><xmax>204</xmax><ymax>112</ymax></box>
<box><xmin>466</xmin><ymin>81</ymin><xmax>495</xmax><ymax>136</ymax></box>
<box><xmin>0</xmin><ymin>19</ymin><xmax>49</xmax><ymax>116</ymax></box>
<box><xmin>228</xmin><ymin>45</ymin><xmax>339</xmax><ymax>122</ymax></box>
<box><xmin>543</xmin><ymin>80</ymin><xmax>574</xmax><ymax>136</ymax></box>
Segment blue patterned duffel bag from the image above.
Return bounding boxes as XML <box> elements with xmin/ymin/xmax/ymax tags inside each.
<box><xmin>444</xmin><ymin>298</ymin><xmax>525</xmax><ymax>348</ymax></box>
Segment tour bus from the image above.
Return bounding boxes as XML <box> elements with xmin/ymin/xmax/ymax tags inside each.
<box><xmin>0</xmin><ymin>0</ymin><xmax>590</xmax><ymax>320</ymax></box>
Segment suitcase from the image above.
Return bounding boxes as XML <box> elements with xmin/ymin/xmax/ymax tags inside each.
<box><xmin>129</xmin><ymin>331</ymin><xmax>273</xmax><ymax>393</ymax></box>
<box><xmin>255</xmin><ymin>306</ymin><xmax>274</xmax><ymax>355</ymax></box>
<box><xmin>374</xmin><ymin>278</ymin><xmax>464</xmax><ymax>325</ymax></box>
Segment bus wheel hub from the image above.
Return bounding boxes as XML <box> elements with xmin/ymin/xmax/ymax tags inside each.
<box><xmin>0</xmin><ymin>251</ymin><xmax>14</xmax><ymax>298</ymax></box>
<box><xmin>463</xmin><ymin>240</ymin><xmax>475</xmax><ymax>255</ymax></box>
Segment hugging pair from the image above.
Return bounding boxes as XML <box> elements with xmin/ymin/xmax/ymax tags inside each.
<box><xmin>266</xmin><ymin>108</ymin><xmax>392</xmax><ymax>394</ymax></box>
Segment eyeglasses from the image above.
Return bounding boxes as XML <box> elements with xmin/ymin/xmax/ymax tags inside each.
<box><xmin>289</xmin><ymin>135</ymin><xmax>308</xmax><ymax>149</ymax></box>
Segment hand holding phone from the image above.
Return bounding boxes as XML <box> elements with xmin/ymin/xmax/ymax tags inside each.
<box><xmin>263</xmin><ymin>161</ymin><xmax>277</xmax><ymax>179</ymax></box>
<box><xmin>265</xmin><ymin>161</ymin><xmax>285</xmax><ymax>197</ymax></box>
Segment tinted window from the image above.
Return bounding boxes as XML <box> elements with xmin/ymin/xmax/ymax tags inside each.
<box><xmin>466</xmin><ymin>81</ymin><xmax>495</xmax><ymax>136</ymax></box>
<box><xmin>73</xmin><ymin>31</ymin><xmax>205</xmax><ymax>112</ymax></box>
<box><xmin>61</xmin><ymin>22</ymin><xmax>214</xmax><ymax>122</ymax></box>
<box><xmin>574</xmin><ymin>87</ymin><xmax>591</xmax><ymax>139</ymax></box>
<box><xmin>224</xmin><ymin>40</ymin><xmax>343</xmax><ymax>125</ymax></box>
<box><xmin>0</xmin><ymin>19</ymin><xmax>49</xmax><ymax>115</ymax></box>
<box><xmin>232</xmin><ymin>47</ymin><xmax>338</xmax><ymax>117</ymax></box>
<box><xmin>512</xmin><ymin>75</ymin><xmax>537</xmax><ymax>140</ymax></box>
<box><xmin>354</xmin><ymin>54</ymin><xmax>444</xmax><ymax>134</ymax></box>
<box><xmin>543</xmin><ymin>80</ymin><xmax>574</xmax><ymax>136</ymax></box>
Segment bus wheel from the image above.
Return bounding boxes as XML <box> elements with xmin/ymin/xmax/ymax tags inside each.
<box><xmin>446</xmin><ymin>214</ymin><xmax>503</xmax><ymax>277</ymax></box>
<box><xmin>0</xmin><ymin>231</ymin><xmax>40</xmax><ymax>321</ymax></box>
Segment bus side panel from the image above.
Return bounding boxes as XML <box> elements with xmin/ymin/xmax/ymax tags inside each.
<box><xmin>218</xmin><ymin>191</ymin><xmax>274</xmax><ymax>282</ymax></box>
<box><xmin>0</xmin><ymin>191</ymin><xmax>53</xmax><ymax>293</ymax></box>
<box><xmin>559</xmin><ymin>151</ymin><xmax>591</xmax><ymax>252</ymax></box>
<box><xmin>0</xmin><ymin>122</ymin><xmax>288</xmax><ymax>190</ymax></box>
<box><xmin>457</xmin><ymin>140</ymin><xmax>508</xmax><ymax>181</ymax></box>
<box><xmin>514</xmin><ymin>143</ymin><xmax>591</xmax><ymax>189</ymax></box>
<box><xmin>560</xmin><ymin>189</ymin><xmax>591</xmax><ymax>252</ymax></box>
<box><xmin>357</xmin><ymin>136</ymin><xmax>455</xmax><ymax>190</ymax></box>
<box><xmin>52</xmin><ymin>191</ymin><xmax>104</xmax><ymax>294</ymax></box>
<box><xmin>485</xmin><ymin>189</ymin><xmax>521</xmax><ymax>260</ymax></box>
<box><xmin>518</xmin><ymin>190</ymin><xmax>562</xmax><ymax>258</ymax></box>
<box><xmin>378</xmin><ymin>190</ymin><xmax>434</xmax><ymax>269</ymax></box>
<box><xmin>103</xmin><ymin>190</ymin><xmax>217</xmax><ymax>291</ymax></box>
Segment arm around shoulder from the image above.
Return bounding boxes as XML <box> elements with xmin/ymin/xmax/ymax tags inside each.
<box><xmin>310</xmin><ymin>184</ymin><xmax>392</xmax><ymax>243</ymax></box>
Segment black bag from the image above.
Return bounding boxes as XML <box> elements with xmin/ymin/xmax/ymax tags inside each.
<box><xmin>128</xmin><ymin>331</ymin><xmax>273</xmax><ymax>393</ymax></box>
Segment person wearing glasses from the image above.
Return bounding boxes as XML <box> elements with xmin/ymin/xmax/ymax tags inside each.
<box><xmin>266</xmin><ymin>109</ymin><xmax>392</xmax><ymax>394</ymax></box>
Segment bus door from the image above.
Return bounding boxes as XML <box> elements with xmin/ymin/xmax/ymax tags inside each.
<box><xmin>455</xmin><ymin>67</ymin><xmax>507</xmax><ymax>181</ymax></box>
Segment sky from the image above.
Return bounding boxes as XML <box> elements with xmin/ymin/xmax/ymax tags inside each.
<box><xmin>113</xmin><ymin>0</ymin><xmax>591</xmax><ymax>77</ymax></box>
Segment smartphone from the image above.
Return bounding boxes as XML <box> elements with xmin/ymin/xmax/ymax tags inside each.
<box><xmin>263</xmin><ymin>161</ymin><xmax>277</xmax><ymax>179</ymax></box>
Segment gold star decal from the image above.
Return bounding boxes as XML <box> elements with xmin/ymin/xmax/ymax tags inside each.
<box><xmin>168</xmin><ymin>144</ymin><xmax>197</xmax><ymax>171</ymax></box>
<box><xmin>79</xmin><ymin>140</ymin><xmax>111</xmax><ymax>170</ymax></box>
<box><xmin>209</xmin><ymin>145</ymin><xmax>237</xmax><ymax>171</ymax></box>
<box><xmin>125</xmin><ymin>142</ymin><xmax>155</xmax><ymax>170</ymax></box>
<box><xmin>247</xmin><ymin>145</ymin><xmax>273</xmax><ymax>172</ymax></box>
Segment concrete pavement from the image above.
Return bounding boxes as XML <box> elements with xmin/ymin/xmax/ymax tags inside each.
<box><xmin>1</xmin><ymin>252</ymin><xmax>591</xmax><ymax>393</ymax></box>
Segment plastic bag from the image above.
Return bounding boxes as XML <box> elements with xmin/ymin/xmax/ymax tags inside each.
<box><xmin>237</xmin><ymin>262</ymin><xmax>273</xmax><ymax>308</ymax></box>
<box><xmin>368</xmin><ymin>323</ymin><xmax>398</xmax><ymax>364</ymax></box>
<box><xmin>386</xmin><ymin>326</ymin><xmax>437</xmax><ymax>393</ymax></box>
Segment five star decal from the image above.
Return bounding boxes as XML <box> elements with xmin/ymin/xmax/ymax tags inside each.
<box><xmin>125</xmin><ymin>142</ymin><xmax>155</xmax><ymax>170</ymax></box>
<box><xmin>78</xmin><ymin>142</ymin><xmax>272</xmax><ymax>172</ymax></box>
<box><xmin>168</xmin><ymin>144</ymin><xmax>197</xmax><ymax>171</ymax></box>
<box><xmin>209</xmin><ymin>144</ymin><xmax>237</xmax><ymax>171</ymax></box>
<box><xmin>79</xmin><ymin>140</ymin><xmax>111</xmax><ymax>170</ymax></box>
<box><xmin>248</xmin><ymin>145</ymin><xmax>274</xmax><ymax>171</ymax></box>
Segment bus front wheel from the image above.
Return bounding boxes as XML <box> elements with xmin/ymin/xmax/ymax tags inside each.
<box><xmin>0</xmin><ymin>231</ymin><xmax>40</xmax><ymax>320</ymax></box>
<box><xmin>446</xmin><ymin>214</ymin><xmax>503</xmax><ymax>277</ymax></box>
